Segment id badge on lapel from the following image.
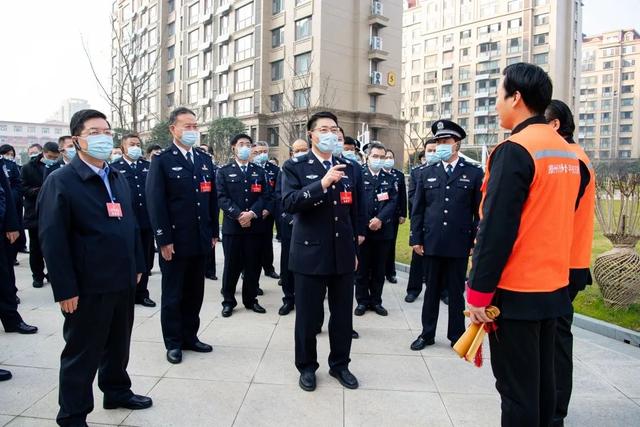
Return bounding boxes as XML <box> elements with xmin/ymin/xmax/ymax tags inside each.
<box><xmin>377</xmin><ymin>192</ymin><xmax>389</xmax><ymax>201</ymax></box>
<box><xmin>251</xmin><ymin>183</ymin><xmax>262</xmax><ymax>193</ymax></box>
<box><xmin>200</xmin><ymin>181</ymin><xmax>212</xmax><ymax>192</ymax></box>
<box><xmin>106</xmin><ymin>202</ymin><xmax>123</xmax><ymax>218</ymax></box>
<box><xmin>340</xmin><ymin>191</ymin><xmax>353</xmax><ymax>204</ymax></box>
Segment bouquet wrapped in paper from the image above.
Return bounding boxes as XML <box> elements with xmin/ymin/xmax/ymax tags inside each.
<box><xmin>453</xmin><ymin>306</ymin><xmax>500</xmax><ymax>367</ymax></box>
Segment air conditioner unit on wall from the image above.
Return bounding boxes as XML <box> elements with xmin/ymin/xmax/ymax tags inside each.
<box><xmin>372</xmin><ymin>1</ymin><xmax>383</xmax><ymax>16</ymax></box>
<box><xmin>371</xmin><ymin>71</ymin><xmax>382</xmax><ymax>85</ymax></box>
<box><xmin>370</xmin><ymin>36</ymin><xmax>382</xmax><ymax>50</ymax></box>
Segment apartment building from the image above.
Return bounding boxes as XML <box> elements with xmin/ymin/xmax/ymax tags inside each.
<box><xmin>0</xmin><ymin>120</ymin><xmax>68</xmax><ymax>156</ymax></box>
<box><xmin>401</xmin><ymin>0</ymin><xmax>581</xmax><ymax>153</ymax></box>
<box><xmin>111</xmin><ymin>0</ymin><xmax>404</xmax><ymax>159</ymax></box>
<box><xmin>579</xmin><ymin>29</ymin><xmax>640</xmax><ymax>161</ymax></box>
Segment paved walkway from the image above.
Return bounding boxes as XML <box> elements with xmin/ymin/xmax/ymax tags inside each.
<box><xmin>1</xmin><ymin>244</ymin><xmax>639</xmax><ymax>426</ymax></box>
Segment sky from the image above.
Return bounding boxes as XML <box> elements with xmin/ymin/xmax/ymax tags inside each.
<box><xmin>0</xmin><ymin>0</ymin><xmax>639</xmax><ymax>124</ymax></box>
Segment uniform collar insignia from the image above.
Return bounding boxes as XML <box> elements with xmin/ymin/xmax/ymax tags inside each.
<box><xmin>172</xmin><ymin>151</ymin><xmax>178</xmax><ymax>155</ymax></box>
<box><xmin>202</xmin><ymin>165</ymin><xmax>208</xmax><ymax>170</ymax></box>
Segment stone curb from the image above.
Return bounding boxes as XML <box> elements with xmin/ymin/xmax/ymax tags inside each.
<box><xmin>394</xmin><ymin>261</ymin><xmax>640</xmax><ymax>348</ymax></box>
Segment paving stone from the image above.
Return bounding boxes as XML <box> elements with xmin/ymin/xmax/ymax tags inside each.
<box><xmin>441</xmin><ymin>393</ymin><xmax>501</xmax><ymax>427</ymax></box>
<box><xmin>425</xmin><ymin>357</ymin><xmax>496</xmax><ymax>395</ymax></box>
<box><xmin>564</xmin><ymin>396</ymin><xmax>640</xmax><ymax>426</ymax></box>
<box><xmin>164</xmin><ymin>346</ymin><xmax>263</xmax><ymax>382</ymax></box>
<box><xmin>0</xmin><ymin>366</ymin><xmax>57</xmax><ymax>416</ymax></box>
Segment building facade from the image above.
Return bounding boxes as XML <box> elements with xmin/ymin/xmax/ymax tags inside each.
<box><xmin>579</xmin><ymin>29</ymin><xmax>640</xmax><ymax>161</ymax></box>
<box><xmin>49</xmin><ymin>98</ymin><xmax>92</xmax><ymax>123</ymax></box>
<box><xmin>111</xmin><ymin>0</ymin><xmax>404</xmax><ymax>160</ymax></box>
<box><xmin>0</xmin><ymin>120</ymin><xmax>68</xmax><ymax>157</ymax></box>
<box><xmin>401</xmin><ymin>0</ymin><xmax>581</xmax><ymax>157</ymax></box>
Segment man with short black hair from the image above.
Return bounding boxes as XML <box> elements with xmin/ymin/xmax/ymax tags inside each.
<box><xmin>147</xmin><ymin>107</ymin><xmax>219</xmax><ymax>365</ymax></box>
<box><xmin>44</xmin><ymin>136</ymin><xmax>75</xmax><ymax>179</ymax></box>
<box><xmin>27</xmin><ymin>143</ymin><xmax>43</xmax><ymax>159</ymax></box>
<box><xmin>146</xmin><ymin>144</ymin><xmax>163</xmax><ymax>161</ymax></box>
<box><xmin>20</xmin><ymin>141</ymin><xmax>59</xmax><ymax>288</ymax></box>
<box><xmin>38</xmin><ymin>109</ymin><xmax>152</xmax><ymax>426</ymax></box>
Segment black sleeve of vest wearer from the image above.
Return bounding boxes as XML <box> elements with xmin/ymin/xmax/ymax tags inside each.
<box><xmin>575</xmin><ymin>160</ymin><xmax>590</xmax><ymax>211</ymax></box>
<box><xmin>468</xmin><ymin>141</ymin><xmax>534</xmax><ymax>296</ymax></box>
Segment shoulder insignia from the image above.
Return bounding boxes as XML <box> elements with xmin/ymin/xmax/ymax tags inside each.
<box><xmin>172</xmin><ymin>166</ymin><xmax>183</xmax><ymax>171</ymax></box>
<box><xmin>305</xmin><ymin>174</ymin><xmax>319</xmax><ymax>179</ymax></box>
<box><xmin>427</xmin><ymin>177</ymin><xmax>437</xmax><ymax>182</ymax></box>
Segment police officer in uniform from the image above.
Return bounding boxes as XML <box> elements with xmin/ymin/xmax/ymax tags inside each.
<box><xmin>217</xmin><ymin>134</ymin><xmax>268</xmax><ymax>317</ymax></box>
<box><xmin>110</xmin><ymin>133</ymin><xmax>156</xmax><ymax>307</ymax></box>
<box><xmin>354</xmin><ymin>142</ymin><xmax>398</xmax><ymax>316</ymax></box>
<box><xmin>282</xmin><ymin>111</ymin><xmax>359</xmax><ymax>392</ymax></box>
<box><xmin>410</xmin><ymin>120</ymin><xmax>483</xmax><ymax>350</ymax></box>
<box><xmin>146</xmin><ymin>107</ymin><xmax>219</xmax><ymax>365</ymax></box>
<box><xmin>195</xmin><ymin>144</ymin><xmax>219</xmax><ymax>281</ymax></box>
<box><xmin>382</xmin><ymin>149</ymin><xmax>406</xmax><ymax>284</ymax></box>
<box><xmin>1</xmin><ymin>145</ymin><xmax>24</xmax><ymax>270</ymax></box>
<box><xmin>405</xmin><ymin>140</ymin><xmax>437</xmax><ymax>302</ymax></box>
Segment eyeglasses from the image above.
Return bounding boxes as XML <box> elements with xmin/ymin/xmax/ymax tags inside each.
<box><xmin>82</xmin><ymin>128</ymin><xmax>113</xmax><ymax>137</ymax></box>
<box><xmin>312</xmin><ymin>127</ymin><xmax>340</xmax><ymax>134</ymax></box>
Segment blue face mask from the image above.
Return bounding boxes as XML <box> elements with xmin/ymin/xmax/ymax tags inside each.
<box><xmin>435</xmin><ymin>144</ymin><xmax>454</xmax><ymax>162</ymax></box>
<box><xmin>343</xmin><ymin>151</ymin><xmax>358</xmax><ymax>162</ymax></box>
<box><xmin>293</xmin><ymin>151</ymin><xmax>308</xmax><ymax>158</ymax></box>
<box><xmin>181</xmin><ymin>130</ymin><xmax>199</xmax><ymax>147</ymax></box>
<box><xmin>84</xmin><ymin>134</ymin><xmax>114</xmax><ymax>161</ymax></box>
<box><xmin>254</xmin><ymin>152</ymin><xmax>268</xmax><ymax>165</ymax></box>
<box><xmin>425</xmin><ymin>153</ymin><xmax>438</xmax><ymax>165</ymax></box>
<box><xmin>41</xmin><ymin>157</ymin><xmax>57</xmax><ymax>166</ymax></box>
<box><xmin>369</xmin><ymin>158</ymin><xmax>384</xmax><ymax>172</ymax></box>
<box><xmin>333</xmin><ymin>140</ymin><xmax>344</xmax><ymax>156</ymax></box>
<box><xmin>383</xmin><ymin>158</ymin><xmax>394</xmax><ymax>170</ymax></box>
<box><xmin>237</xmin><ymin>145</ymin><xmax>251</xmax><ymax>161</ymax></box>
<box><xmin>316</xmin><ymin>133</ymin><xmax>338</xmax><ymax>154</ymax></box>
<box><xmin>128</xmin><ymin>146</ymin><xmax>142</xmax><ymax>161</ymax></box>
<box><xmin>65</xmin><ymin>147</ymin><xmax>77</xmax><ymax>160</ymax></box>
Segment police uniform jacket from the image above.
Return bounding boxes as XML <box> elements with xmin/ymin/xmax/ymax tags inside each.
<box><xmin>19</xmin><ymin>154</ymin><xmax>46</xmax><ymax>229</ymax></box>
<box><xmin>1</xmin><ymin>159</ymin><xmax>22</xmax><ymax>227</ymax></box>
<box><xmin>37</xmin><ymin>156</ymin><xmax>145</xmax><ymax>302</ymax></box>
<box><xmin>409</xmin><ymin>159</ymin><xmax>483</xmax><ymax>258</ymax></box>
<box><xmin>216</xmin><ymin>161</ymin><xmax>267</xmax><ymax>235</ymax></box>
<box><xmin>110</xmin><ymin>158</ymin><xmax>152</xmax><ymax>230</ymax></box>
<box><xmin>342</xmin><ymin>156</ymin><xmax>367</xmax><ymax>237</ymax></box>
<box><xmin>0</xmin><ymin>160</ymin><xmax>20</xmax><ymax>233</ymax></box>
<box><xmin>361</xmin><ymin>167</ymin><xmax>399</xmax><ymax>241</ymax></box>
<box><xmin>276</xmin><ymin>172</ymin><xmax>293</xmax><ymax>241</ymax></box>
<box><xmin>407</xmin><ymin>163</ymin><xmax>427</xmax><ymax>219</ymax></box>
<box><xmin>281</xmin><ymin>153</ymin><xmax>359</xmax><ymax>276</ymax></box>
<box><xmin>146</xmin><ymin>145</ymin><xmax>219</xmax><ymax>257</ymax></box>
<box><xmin>387</xmin><ymin>168</ymin><xmax>407</xmax><ymax>219</ymax></box>
<box><xmin>263</xmin><ymin>161</ymin><xmax>280</xmax><ymax>215</ymax></box>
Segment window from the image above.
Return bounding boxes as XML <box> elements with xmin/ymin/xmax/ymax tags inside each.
<box><xmin>168</xmin><ymin>0</ymin><xmax>175</xmax><ymax>13</ymax></box>
<box><xmin>534</xmin><ymin>13</ymin><xmax>549</xmax><ymax>26</ymax></box>
<box><xmin>459</xmin><ymin>66</ymin><xmax>470</xmax><ymax>80</ymax></box>
<box><xmin>149</xmin><ymin>4</ymin><xmax>158</xmax><ymax>22</ymax></box>
<box><xmin>271</xmin><ymin>60</ymin><xmax>284</xmax><ymax>81</ymax></box>
<box><xmin>623</xmin><ymin>59</ymin><xmax>636</xmax><ymax>67</ymax></box>
<box><xmin>476</xmin><ymin>60</ymin><xmax>500</xmax><ymax>75</ymax></box>
<box><xmin>188</xmin><ymin>29</ymin><xmax>199</xmax><ymax>52</ymax></box>
<box><xmin>219</xmin><ymin>15</ymin><xmax>229</xmax><ymax>35</ymax></box>
<box><xmin>272</xmin><ymin>27</ymin><xmax>284</xmax><ymax>48</ymax></box>
<box><xmin>218</xmin><ymin>101</ymin><xmax>228</xmax><ymax>117</ymax></box>
<box><xmin>458</xmin><ymin>100</ymin><xmax>469</xmax><ymax>113</ymax></box>
<box><xmin>273</xmin><ymin>0</ymin><xmax>283</xmax><ymax>15</ymax></box>
<box><xmin>0</xmin><ymin>125</ymin><xmax>6</xmax><ymax>132</ymax></box>
<box><xmin>235</xmin><ymin>97</ymin><xmax>252</xmax><ymax>116</ymax></box>
<box><xmin>534</xmin><ymin>0</ymin><xmax>549</xmax><ymax>5</ymax></box>
<box><xmin>203</xmin><ymin>50</ymin><xmax>212</xmax><ymax>69</ymax></box>
<box><xmin>507</xmin><ymin>0</ymin><xmax>522</xmax><ymax>12</ymax></box>
<box><xmin>203</xmin><ymin>78</ymin><xmax>212</xmax><ymax>98</ymax></box>
<box><xmin>294</xmin><ymin>88</ymin><xmax>310</xmax><ymax>108</ymax></box>
<box><xmin>188</xmin><ymin>2</ymin><xmax>199</xmax><ymax>26</ymax></box>
<box><xmin>218</xmin><ymin>73</ymin><xmax>228</xmax><ymax>93</ymax></box>
<box><xmin>602</xmin><ymin>86</ymin><xmax>613</xmax><ymax>97</ymax></box>
<box><xmin>270</xmin><ymin>93</ymin><xmax>283</xmax><ymax>112</ymax></box>
<box><xmin>235</xmin><ymin>65</ymin><xmax>253</xmax><ymax>92</ymax></box>
<box><xmin>442</xmin><ymin>68</ymin><xmax>453</xmax><ymax>81</ymax></box>
<box><xmin>602</xmin><ymin>47</ymin><xmax>617</xmax><ymax>57</ymax></box>
<box><xmin>478</xmin><ymin>41</ymin><xmax>500</xmax><ymax>55</ymax></box>
<box><xmin>601</xmin><ymin>99</ymin><xmax>612</xmax><ymax>110</ymax></box>
<box><xmin>187</xmin><ymin>55</ymin><xmax>199</xmax><ymax>77</ymax></box>
<box><xmin>236</xmin><ymin>2</ymin><xmax>253</xmax><ymax>30</ymax></box>
<box><xmin>621</xmin><ymin>111</ymin><xmax>633</xmax><ymax>120</ymax></box>
<box><xmin>507</xmin><ymin>37</ymin><xmax>521</xmax><ymax>54</ymax></box>
<box><xmin>621</xmin><ymin>98</ymin><xmax>634</xmax><ymax>107</ymax></box>
<box><xmin>167</xmin><ymin>22</ymin><xmax>175</xmax><ymax>36</ymax></box>
<box><xmin>622</xmin><ymin>85</ymin><xmax>634</xmax><ymax>94</ymax></box>
<box><xmin>475</xmin><ymin>78</ymin><xmax>498</xmax><ymax>94</ymax></box>
<box><xmin>601</xmin><ymin>74</ymin><xmax>612</xmax><ymax>84</ymax></box>
<box><xmin>167</xmin><ymin>45</ymin><xmax>175</xmax><ymax>60</ymax></box>
<box><xmin>295</xmin><ymin>16</ymin><xmax>312</xmax><ymax>40</ymax></box>
<box><xmin>424</xmin><ymin>71</ymin><xmax>437</xmax><ymax>83</ymax></box>
<box><xmin>235</xmin><ymin>34</ymin><xmax>253</xmax><ymax>61</ymax></box>
<box><xmin>619</xmin><ymin>150</ymin><xmax>632</xmax><ymax>159</ymax></box>
<box><xmin>42</xmin><ymin>128</ymin><xmax>50</xmax><ymax>134</ymax></box>
<box><xmin>507</xmin><ymin>18</ymin><xmax>521</xmax><ymax>32</ymax></box>
<box><xmin>370</xmin><ymin>95</ymin><xmax>378</xmax><ymax>113</ymax></box>
<box><xmin>620</xmin><ymin>124</ymin><xmax>633</xmax><ymax>133</ymax></box>
<box><xmin>533</xmin><ymin>52</ymin><xmax>548</xmax><ymax>65</ymax></box>
<box><xmin>204</xmin><ymin>23</ymin><xmax>212</xmax><ymax>42</ymax></box>
<box><xmin>600</xmin><ymin>137</ymin><xmax>610</xmax><ymax>147</ymax></box>
<box><xmin>459</xmin><ymin>83</ymin><xmax>470</xmax><ymax>97</ymax></box>
<box><xmin>459</xmin><ymin>47</ymin><xmax>470</xmax><ymax>61</ymax></box>
<box><xmin>603</xmin><ymin>61</ymin><xmax>613</xmax><ymax>70</ymax></box>
<box><xmin>294</xmin><ymin>52</ymin><xmax>311</xmax><ymax>75</ymax></box>
<box><xmin>460</xmin><ymin>29</ymin><xmax>471</xmax><ymax>41</ymax></box>
<box><xmin>601</xmin><ymin>112</ymin><xmax>611</xmax><ymax>122</ymax></box>
<box><xmin>622</xmin><ymin>72</ymin><xmax>635</xmax><ymax>81</ymax></box>
<box><xmin>619</xmin><ymin>138</ymin><xmax>632</xmax><ymax>145</ymax></box>
<box><xmin>411</xmin><ymin>75</ymin><xmax>420</xmax><ymax>85</ymax></box>
<box><xmin>27</xmin><ymin>126</ymin><xmax>36</xmax><ymax>133</ymax></box>
<box><xmin>166</xmin><ymin>92</ymin><xmax>175</xmax><ymax>107</ymax></box>
<box><xmin>533</xmin><ymin>33</ymin><xmax>548</xmax><ymax>46</ymax></box>
<box><xmin>425</xmin><ymin>37</ymin><xmax>438</xmax><ymax>51</ymax></box>
<box><xmin>188</xmin><ymin>82</ymin><xmax>198</xmax><ymax>104</ymax></box>
<box><xmin>267</xmin><ymin>127</ymin><xmax>280</xmax><ymax>146</ymax></box>
<box><xmin>167</xmin><ymin>69</ymin><xmax>175</xmax><ymax>83</ymax></box>
<box><xmin>600</xmin><ymin>125</ymin><xmax>610</xmax><ymax>136</ymax></box>
<box><xmin>442</xmin><ymin>84</ymin><xmax>452</xmax><ymax>97</ymax></box>
<box><xmin>478</xmin><ymin>23</ymin><xmax>501</xmax><ymax>36</ymax></box>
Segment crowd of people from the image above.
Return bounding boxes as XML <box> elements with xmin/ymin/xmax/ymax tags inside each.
<box><xmin>0</xmin><ymin>62</ymin><xmax>594</xmax><ymax>427</ymax></box>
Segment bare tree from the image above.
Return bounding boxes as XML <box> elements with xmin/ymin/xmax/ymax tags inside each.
<box><xmin>83</xmin><ymin>18</ymin><xmax>162</xmax><ymax>132</ymax></box>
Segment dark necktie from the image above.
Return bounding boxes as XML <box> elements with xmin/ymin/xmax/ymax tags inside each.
<box><xmin>323</xmin><ymin>160</ymin><xmax>332</xmax><ymax>171</ymax></box>
<box><xmin>186</xmin><ymin>152</ymin><xmax>193</xmax><ymax>167</ymax></box>
<box><xmin>131</xmin><ymin>161</ymin><xmax>136</xmax><ymax>170</ymax></box>
<box><xmin>446</xmin><ymin>164</ymin><xmax>453</xmax><ymax>177</ymax></box>
<box><xmin>241</xmin><ymin>165</ymin><xmax>247</xmax><ymax>174</ymax></box>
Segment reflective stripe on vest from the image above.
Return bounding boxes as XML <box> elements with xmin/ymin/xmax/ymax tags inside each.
<box><xmin>566</xmin><ymin>144</ymin><xmax>596</xmax><ymax>269</ymax></box>
<box><xmin>480</xmin><ymin>124</ymin><xmax>581</xmax><ymax>293</ymax></box>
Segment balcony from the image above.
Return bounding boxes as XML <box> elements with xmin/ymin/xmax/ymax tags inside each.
<box><xmin>216</xmin><ymin>1</ymin><xmax>231</xmax><ymax>15</ymax></box>
<box><xmin>215</xmin><ymin>32</ymin><xmax>230</xmax><ymax>44</ymax></box>
<box><xmin>200</xmin><ymin>12</ymin><xmax>213</xmax><ymax>24</ymax></box>
<box><xmin>441</xmin><ymin>112</ymin><xmax>452</xmax><ymax>119</ymax></box>
<box><xmin>198</xmin><ymin>97</ymin><xmax>211</xmax><ymax>106</ymax></box>
<box><xmin>198</xmin><ymin>68</ymin><xmax>212</xmax><ymax>78</ymax></box>
<box><xmin>474</xmin><ymin>108</ymin><xmax>491</xmax><ymax>116</ymax></box>
<box><xmin>200</xmin><ymin>40</ymin><xmax>213</xmax><ymax>51</ymax></box>
<box><xmin>441</xmin><ymin>78</ymin><xmax>453</xmax><ymax>85</ymax></box>
<box><xmin>369</xmin><ymin>0</ymin><xmax>388</xmax><ymax>27</ymax></box>
<box><xmin>441</xmin><ymin>95</ymin><xmax>452</xmax><ymax>102</ymax></box>
<box><xmin>475</xmin><ymin>90</ymin><xmax>496</xmax><ymax>98</ymax></box>
<box><xmin>215</xmin><ymin>62</ymin><xmax>229</xmax><ymax>73</ymax></box>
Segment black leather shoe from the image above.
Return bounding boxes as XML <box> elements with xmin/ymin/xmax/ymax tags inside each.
<box><xmin>329</xmin><ymin>369</ymin><xmax>359</xmax><ymax>389</ymax></box>
<box><xmin>13</xmin><ymin>259</ymin><xmax>19</xmax><ymax>266</ymax></box>
<box><xmin>257</xmin><ymin>288</ymin><xmax>264</xmax><ymax>296</ymax></box>
<box><xmin>0</xmin><ymin>369</ymin><xmax>12</xmax><ymax>382</ymax></box>
<box><xmin>136</xmin><ymin>298</ymin><xmax>156</xmax><ymax>308</ymax></box>
<box><xmin>387</xmin><ymin>276</ymin><xmax>398</xmax><ymax>284</ymax></box>
<box><xmin>15</xmin><ymin>296</ymin><xmax>20</xmax><ymax>304</ymax></box>
<box><xmin>352</xmin><ymin>330</ymin><xmax>359</xmax><ymax>339</ymax></box>
<box><xmin>278</xmin><ymin>303</ymin><xmax>294</xmax><ymax>316</ymax></box>
<box><xmin>440</xmin><ymin>294</ymin><xmax>449</xmax><ymax>305</ymax></box>
<box><xmin>166</xmin><ymin>349</ymin><xmax>182</xmax><ymax>364</ymax></box>
<box><xmin>5</xmin><ymin>321</ymin><xmax>38</xmax><ymax>334</ymax></box>
<box><xmin>104</xmin><ymin>394</ymin><xmax>153</xmax><ymax>410</ymax></box>
<box><xmin>32</xmin><ymin>280</ymin><xmax>44</xmax><ymax>288</ymax></box>
<box><xmin>205</xmin><ymin>273</ymin><xmax>218</xmax><ymax>280</ymax></box>
<box><xmin>183</xmin><ymin>341</ymin><xmax>213</xmax><ymax>353</ymax></box>
<box><xmin>222</xmin><ymin>306</ymin><xmax>233</xmax><ymax>317</ymax></box>
<box><xmin>277</xmin><ymin>279</ymin><xmax>282</xmax><ymax>287</ymax></box>
<box><xmin>247</xmin><ymin>303</ymin><xmax>266</xmax><ymax>314</ymax></box>
<box><xmin>265</xmin><ymin>271</ymin><xmax>280</xmax><ymax>279</ymax></box>
<box><xmin>404</xmin><ymin>294</ymin><xmax>418</xmax><ymax>303</ymax></box>
<box><xmin>354</xmin><ymin>304</ymin><xmax>367</xmax><ymax>316</ymax></box>
<box><xmin>410</xmin><ymin>336</ymin><xmax>435</xmax><ymax>351</ymax></box>
<box><xmin>299</xmin><ymin>371</ymin><xmax>316</xmax><ymax>392</ymax></box>
<box><xmin>373</xmin><ymin>305</ymin><xmax>388</xmax><ymax>316</ymax></box>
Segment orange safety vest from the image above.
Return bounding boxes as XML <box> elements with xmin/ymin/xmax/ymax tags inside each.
<box><xmin>480</xmin><ymin>124</ymin><xmax>581</xmax><ymax>293</ymax></box>
<box><xmin>566</xmin><ymin>144</ymin><xmax>596</xmax><ymax>269</ymax></box>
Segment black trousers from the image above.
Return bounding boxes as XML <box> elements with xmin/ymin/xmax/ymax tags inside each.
<box><xmin>553</xmin><ymin>287</ymin><xmax>580</xmax><ymax>426</ymax></box>
<box><xmin>420</xmin><ymin>256</ymin><xmax>467</xmax><ymax>342</ymax></box>
<box><xmin>490</xmin><ymin>317</ymin><xmax>557</xmax><ymax>427</ymax></box>
<box><xmin>384</xmin><ymin>219</ymin><xmax>400</xmax><ymax>279</ymax></box>
<box><xmin>294</xmin><ymin>272</ymin><xmax>353</xmax><ymax>373</ymax></box>
<box><xmin>135</xmin><ymin>228</ymin><xmax>155</xmax><ymax>301</ymax></box>
<box><xmin>261</xmin><ymin>217</ymin><xmax>276</xmax><ymax>274</ymax></box>
<box><xmin>406</xmin><ymin>251</ymin><xmax>426</xmax><ymax>297</ymax></box>
<box><xmin>0</xmin><ymin>236</ymin><xmax>21</xmax><ymax>329</ymax></box>
<box><xmin>205</xmin><ymin>246</ymin><xmax>217</xmax><ymax>276</ymax></box>
<box><xmin>280</xmin><ymin>236</ymin><xmax>294</xmax><ymax>305</ymax></box>
<box><xmin>221</xmin><ymin>234</ymin><xmax>260</xmax><ymax>308</ymax></box>
<box><xmin>356</xmin><ymin>239</ymin><xmax>392</xmax><ymax>306</ymax></box>
<box><xmin>56</xmin><ymin>288</ymin><xmax>135</xmax><ymax>427</ymax></box>
<box><xmin>159</xmin><ymin>255</ymin><xmax>206</xmax><ymax>350</ymax></box>
<box><xmin>28</xmin><ymin>227</ymin><xmax>46</xmax><ymax>281</ymax></box>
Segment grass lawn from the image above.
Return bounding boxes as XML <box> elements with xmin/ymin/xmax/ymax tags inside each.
<box><xmin>395</xmin><ymin>220</ymin><xmax>640</xmax><ymax>332</ymax></box>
